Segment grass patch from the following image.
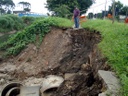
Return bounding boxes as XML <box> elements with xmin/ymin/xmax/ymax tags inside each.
<box><xmin>82</xmin><ymin>19</ymin><xmax>128</xmax><ymax>96</ymax></box>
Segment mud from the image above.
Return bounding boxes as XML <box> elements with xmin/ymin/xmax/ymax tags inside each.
<box><xmin>0</xmin><ymin>27</ymin><xmax>111</xmax><ymax>96</ymax></box>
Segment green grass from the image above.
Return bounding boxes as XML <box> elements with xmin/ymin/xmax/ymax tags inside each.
<box><xmin>82</xmin><ymin>19</ymin><xmax>128</xmax><ymax>96</ymax></box>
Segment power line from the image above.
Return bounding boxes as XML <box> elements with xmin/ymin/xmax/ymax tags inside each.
<box><xmin>80</xmin><ymin>0</ymin><xmax>112</xmax><ymax>13</ymax></box>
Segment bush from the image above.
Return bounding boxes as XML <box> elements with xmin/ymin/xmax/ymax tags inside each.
<box><xmin>21</xmin><ymin>16</ymin><xmax>36</xmax><ymax>25</ymax></box>
<box><xmin>0</xmin><ymin>15</ymin><xmax>24</xmax><ymax>33</ymax></box>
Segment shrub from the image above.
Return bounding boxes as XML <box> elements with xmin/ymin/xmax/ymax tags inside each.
<box><xmin>0</xmin><ymin>15</ymin><xmax>24</xmax><ymax>33</ymax></box>
<box><xmin>21</xmin><ymin>16</ymin><xmax>36</xmax><ymax>25</ymax></box>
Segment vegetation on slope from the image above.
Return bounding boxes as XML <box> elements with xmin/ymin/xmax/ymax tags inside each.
<box><xmin>0</xmin><ymin>17</ymin><xmax>73</xmax><ymax>56</ymax></box>
<box><xmin>82</xmin><ymin>20</ymin><xmax>128</xmax><ymax>95</ymax></box>
<box><xmin>0</xmin><ymin>15</ymin><xmax>24</xmax><ymax>33</ymax></box>
<box><xmin>0</xmin><ymin>15</ymin><xmax>36</xmax><ymax>33</ymax></box>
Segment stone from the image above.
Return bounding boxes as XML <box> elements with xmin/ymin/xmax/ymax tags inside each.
<box><xmin>64</xmin><ymin>73</ymin><xmax>76</xmax><ymax>80</ymax></box>
<box><xmin>81</xmin><ymin>64</ymin><xmax>92</xmax><ymax>72</ymax></box>
<box><xmin>0</xmin><ymin>78</ymin><xmax>5</xmax><ymax>84</ymax></box>
<box><xmin>0</xmin><ymin>73</ymin><xmax>7</xmax><ymax>78</ymax></box>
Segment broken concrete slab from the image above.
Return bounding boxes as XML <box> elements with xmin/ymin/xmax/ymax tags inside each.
<box><xmin>20</xmin><ymin>86</ymin><xmax>40</xmax><ymax>96</ymax></box>
<box><xmin>98</xmin><ymin>70</ymin><xmax>120</xmax><ymax>96</ymax></box>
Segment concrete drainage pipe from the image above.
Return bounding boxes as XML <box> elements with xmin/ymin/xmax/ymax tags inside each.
<box><xmin>1</xmin><ymin>83</ymin><xmax>22</xmax><ymax>96</ymax></box>
<box><xmin>41</xmin><ymin>75</ymin><xmax>64</xmax><ymax>93</ymax></box>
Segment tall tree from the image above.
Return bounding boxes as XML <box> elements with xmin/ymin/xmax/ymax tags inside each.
<box><xmin>0</xmin><ymin>0</ymin><xmax>15</xmax><ymax>14</ymax></box>
<box><xmin>88</xmin><ymin>12</ymin><xmax>93</xmax><ymax>19</ymax></box>
<box><xmin>108</xmin><ymin>1</ymin><xmax>128</xmax><ymax>17</ymax></box>
<box><xmin>120</xmin><ymin>6</ymin><xmax>128</xmax><ymax>16</ymax></box>
<box><xmin>18</xmin><ymin>1</ymin><xmax>31</xmax><ymax>12</ymax></box>
<box><xmin>46</xmin><ymin>0</ymin><xmax>93</xmax><ymax>18</ymax></box>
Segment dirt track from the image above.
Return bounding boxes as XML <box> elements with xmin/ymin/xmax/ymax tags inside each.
<box><xmin>0</xmin><ymin>27</ymin><xmax>110</xmax><ymax>96</ymax></box>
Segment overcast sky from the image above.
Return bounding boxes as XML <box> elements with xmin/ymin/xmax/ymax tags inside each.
<box><xmin>13</xmin><ymin>0</ymin><xmax>128</xmax><ymax>15</ymax></box>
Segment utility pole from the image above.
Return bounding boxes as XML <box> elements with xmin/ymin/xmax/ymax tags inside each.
<box><xmin>93</xmin><ymin>9</ymin><xmax>94</xmax><ymax>19</ymax></box>
<box><xmin>104</xmin><ymin>0</ymin><xmax>107</xmax><ymax>19</ymax></box>
<box><xmin>112</xmin><ymin>0</ymin><xmax>115</xmax><ymax>23</ymax></box>
<box><xmin>126</xmin><ymin>8</ymin><xmax>128</xmax><ymax>17</ymax></box>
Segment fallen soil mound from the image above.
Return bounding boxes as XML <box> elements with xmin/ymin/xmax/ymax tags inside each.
<box><xmin>0</xmin><ymin>27</ymin><xmax>110</xmax><ymax>96</ymax></box>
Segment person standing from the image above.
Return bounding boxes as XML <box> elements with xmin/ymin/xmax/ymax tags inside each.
<box><xmin>73</xmin><ymin>7</ymin><xmax>80</xmax><ymax>28</ymax></box>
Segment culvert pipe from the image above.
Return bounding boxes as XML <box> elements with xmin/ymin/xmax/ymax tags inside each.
<box><xmin>1</xmin><ymin>82</ymin><xmax>22</xmax><ymax>96</ymax></box>
<box><xmin>6</xmin><ymin>87</ymin><xmax>20</xmax><ymax>96</ymax></box>
<box><xmin>41</xmin><ymin>75</ymin><xmax>64</xmax><ymax>93</ymax></box>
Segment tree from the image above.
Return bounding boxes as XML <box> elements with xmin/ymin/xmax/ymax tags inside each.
<box><xmin>120</xmin><ymin>6</ymin><xmax>128</xmax><ymax>16</ymax></box>
<box><xmin>18</xmin><ymin>1</ymin><xmax>31</xmax><ymax>12</ymax></box>
<box><xmin>0</xmin><ymin>8</ymin><xmax>5</xmax><ymax>14</ymax></box>
<box><xmin>0</xmin><ymin>0</ymin><xmax>15</xmax><ymax>14</ymax></box>
<box><xmin>24</xmin><ymin>8</ymin><xmax>30</xmax><ymax>12</ymax></box>
<box><xmin>96</xmin><ymin>13</ymin><xmax>102</xmax><ymax>19</ymax></box>
<box><xmin>108</xmin><ymin>1</ymin><xmax>128</xmax><ymax>21</ymax></box>
<box><xmin>46</xmin><ymin>0</ymin><xmax>93</xmax><ymax>18</ymax></box>
<box><xmin>88</xmin><ymin>12</ymin><xmax>93</xmax><ymax>19</ymax></box>
<box><xmin>52</xmin><ymin>5</ymin><xmax>70</xmax><ymax>17</ymax></box>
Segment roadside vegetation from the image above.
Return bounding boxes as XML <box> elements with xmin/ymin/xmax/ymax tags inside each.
<box><xmin>82</xmin><ymin>19</ymin><xmax>128</xmax><ymax>95</ymax></box>
<box><xmin>0</xmin><ymin>34</ymin><xmax>10</xmax><ymax>44</ymax></box>
<box><xmin>0</xmin><ymin>15</ymin><xmax>24</xmax><ymax>33</ymax></box>
<box><xmin>0</xmin><ymin>15</ymin><xmax>36</xmax><ymax>33</ymax></box>
<box><xmin>0</xmin><ymin>17</ymin><xmax>73</xmax><ymax>56</ymax></box>
<box><xmin>0</xmin><ymin>14</ymin><xmax>37</xmax><ymax>49</ymax></box>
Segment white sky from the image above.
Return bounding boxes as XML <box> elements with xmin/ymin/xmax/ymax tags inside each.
<box><xmin>13</xmin><ymin>0</ymin><xmax>47</xmax><ymax>14</ymax></box>
<box><xmin>13</xmin><ymin>0</ymin><xmax>128</xmax><ymax>15</ymax></box>
<box><xmin>86</xmin><ymin>0</ymin><xmax>128</xmax><ymax>15</ymax></box>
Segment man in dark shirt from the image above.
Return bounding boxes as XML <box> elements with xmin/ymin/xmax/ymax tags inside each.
<box><xmin>73</xmin><ymin>7</ymin><xmax>80</xmax><ymax>28</ymax></box>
